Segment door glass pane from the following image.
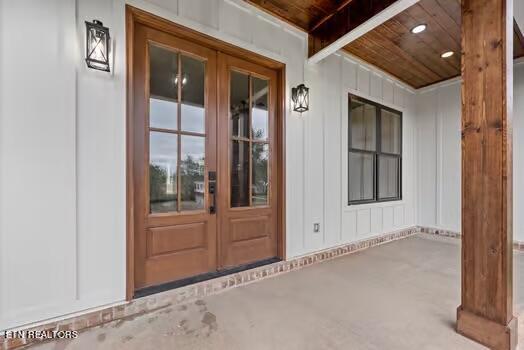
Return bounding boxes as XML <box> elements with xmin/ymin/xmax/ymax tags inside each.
<box><xmin>150</xmin><ymin>98</ymin><xmax>178</xmax><ymax>130</ymax></box>
<box><xmin>149</xmin><ymin>45</ymin><xmax>178</xmax><ymax>130</ymax></box>
<box><xmin>381</xmin><ymin>109</ymin><xmax>401</xmax><ymax>154</ymax></box>
<box><xmin>231</xmin><ymin>140</ymin><xmax>249</xmax><ymax>207</ymax></box>
<box><xmin>252</xmin><ymin>143</ymin><xmax>269</xmax><ymax>206</ymax></box>
<box><xmin>378</xmin><ymin>155</ymin><xmax>399</xmax><ymax>199</ymax></box>
<box><xmin>252</xmin><ymin>77</ymin><xmax>268</xmax><ymax>140</ymax></box>
<box><xmin>230</xmin><ymin>71</ymin><xmax>250</xmax><ymax>138</ymax></box>
<box><xmin>180</xmin><ymin>135</ymin><xmax>205</xmax><ymax>211</ymax></box>
<box><xmin>181</xmin><ymin>55</ymin><xmax>205</xmax><ymax>133</ymax></box>
<box><xmin>350</xmin><ymin>100</ymin><xmax>376</xmax><ymax>151</ymax></box>
<box><xmin>150</xmin><ymin>131</ymin><xmax>178</xmax><ymax>213</ymax></box>
<box><xmin>349</xmin><ymin>152</ymin><xmax>374</xmax><ymax>202</ymax></box>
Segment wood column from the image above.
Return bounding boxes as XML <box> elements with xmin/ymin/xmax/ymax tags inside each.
<box><xmin>457</xmin><ymin>0</ymin><xmax>517</xmax><ymax>349</ymax></box>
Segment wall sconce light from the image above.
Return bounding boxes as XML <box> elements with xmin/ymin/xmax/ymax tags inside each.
<box><xmin>85</xmin><ymin>20</ymin><xmax>110</xmax><ymax>72</ymax></box>
<box><xmin>292</xmin><ymin>84</ymin><xmax>309</xmax><ymax>113</ymax></box>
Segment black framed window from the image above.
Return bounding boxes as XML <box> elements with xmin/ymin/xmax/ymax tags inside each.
<box><xmin>348</xmin><ymin>94</ymin><xmax>402</xmax><ymax>205</ymax></box>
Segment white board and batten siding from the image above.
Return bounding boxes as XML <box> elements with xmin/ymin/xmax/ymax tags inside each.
<box><xmin>416</xmin><ymin>64</ymin><xmax>524</xmax><ymax>241</ymax></box>
<box><xmin>415</xmin><ymin>4</ymin><xmax>524</xmax><ymax>239</ymax></box>
<box><xmin>301</xmin><ymin>53</ymin><xmax>417</xmax><ymax>256</ymax></box>
<box><xmin>0</xmin><ymin>0</ymin><xmax>416</xmax><ymax>330</ymax></box>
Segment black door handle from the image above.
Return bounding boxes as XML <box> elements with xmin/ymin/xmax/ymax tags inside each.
<box><xmin>209</xmin><ymin>171</ymin><xmax>217</xmax><ymax>214</ymax></box>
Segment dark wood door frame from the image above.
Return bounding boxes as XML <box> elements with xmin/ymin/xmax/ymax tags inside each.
<box><xmin>126</xmin><ymin>5</ymin><xmax>286</xmax><ymax>300</ymax></box>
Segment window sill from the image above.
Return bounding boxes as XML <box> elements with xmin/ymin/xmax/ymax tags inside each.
<box><xmin>344</xmin><ymin>199</ymin><xmax>404</xmax><ymax>211</ymax></box>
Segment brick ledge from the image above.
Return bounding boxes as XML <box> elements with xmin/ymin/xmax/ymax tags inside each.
<box><xmin>419</xmin><ymin>226</ymin><xmax>524</xmax><ymax>251</ymax></box>
<box><xmin>1</xmin><ymin>226</ymin><xmax>419</xmax><ymax>350</ymax></box>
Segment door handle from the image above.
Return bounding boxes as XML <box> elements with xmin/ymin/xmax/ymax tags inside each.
<box><xmin>209</xmin><ymin>171</ymin><xmax>217</xmax><ymax>214</ymax></box>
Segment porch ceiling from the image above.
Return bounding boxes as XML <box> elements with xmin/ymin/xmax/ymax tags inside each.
<box><xmin>243</xmin><ymin>0</ymin><xmax>344</xmax><ymax>32</ymax></box>
<box><xmin>244</xmin><ymin>0</ymin><xmax>524</xmax><ymax>89</ymax></box>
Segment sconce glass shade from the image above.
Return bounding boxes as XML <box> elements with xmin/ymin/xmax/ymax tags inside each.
<box><xmin>292</xmin><ymin>84</ymin><xmax>309</xmax><ymax>113</ymax></box>
<box><xmin>85</xmin><ymin>20</ymin><xmax>110</xmax><ymax>72</ymax></box>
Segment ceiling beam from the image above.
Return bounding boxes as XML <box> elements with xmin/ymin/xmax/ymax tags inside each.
<box><xmin>307</xmin><ymin>0</ymin><xmax>420</xmax><ymax>65</ymax></box>
<box><xmin>309</xmin><ymin>0</ymin><xmax>355</xmax><ymax>32</ymax></box>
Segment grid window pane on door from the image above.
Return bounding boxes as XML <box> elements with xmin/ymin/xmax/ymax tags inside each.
<box><xmin>251</xmin><ymin>77</ymin><xmax>269</xmax><ymax>206</ymax></box>
<box><xmin>348</xmin><ymin>94</ymin><xmax>402</xmax><ymax>204</ymax></box>
<box><xmin>150</xmin><ymin>131</ymin><xmax>178</xmax><ymax>213</ymax></box>
<box><xmin>180</xmin><ymin>135</ymin><xmax>205</xmax><ymax>210</ymax></box>
<box><xmin>230</xmin><ymin>71</ymin><xmax>250</xmax><ymax>139</ymax></box>
<box><xmin>230</xmin><ymin>71</ymin><xmax>270</xmax><ymax>207</ymax></box>
<box><xmin>231</xmin><ymin>140</ymin><xmax>250</xmax><ymax>207</ymax></box>
<box><xmin>148</xmin><ymin>43</ymin><xmax>207</xmax><ymax>213</ymax></box>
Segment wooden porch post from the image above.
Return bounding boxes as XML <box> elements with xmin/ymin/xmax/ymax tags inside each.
<box><xmin>457</xmin><ymin>0</ymin><xmax>517</xmax><ymax>349</ymax></box>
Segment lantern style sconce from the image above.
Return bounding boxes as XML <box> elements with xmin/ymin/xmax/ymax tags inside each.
<box><xmin>292</xmin><ymin>84</ymin><xmax>309</xmax><ymax>113</ymax></box>
<box><xmin>85</xmin><ymin>20</ymin><xmax>111</xmax><ymax>72</ymax></box>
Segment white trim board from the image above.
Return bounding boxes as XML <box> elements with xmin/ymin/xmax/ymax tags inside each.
<box><xmin>307</xmin><ymin>0</ymin><xmax>420</xmax><ymax>65</ymax></box>
<box><xmin>337</xmin><ymin>51</ymin><xmax>416</xmax><ymax>94</ymax></box>
<box><xmin>417</xmin><ymin>56</ymin><xmax>524</xmax><ymax>94</ymax></box>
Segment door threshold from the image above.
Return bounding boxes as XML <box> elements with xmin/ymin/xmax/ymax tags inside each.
<box><xmin>134</xmin><ymin>257</ymin><xmax>281</xmax><ymax>299</ymax></box>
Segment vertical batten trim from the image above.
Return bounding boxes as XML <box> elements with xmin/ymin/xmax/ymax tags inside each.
<box><xmin>58</xmin><ymin>0</ymin><xmax>79</xmax><ymax>304</ymax></box>
<box><xmin>72</xmin><ymin>0</ymin><xmax>81</xmax><ymax>301</ymax></box>
<box><xmin>436</xmin><ymin>91</ymin><xmax>442</xmax><ymax>227</ymax></box>
<box><xmin>0</xmin><ymin>0</ymin><xmax>4</xmax><ymax>326</ymax></box>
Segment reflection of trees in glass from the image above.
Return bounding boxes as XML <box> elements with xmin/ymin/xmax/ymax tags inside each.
<box><xmin>180</xmin><ymin>155</ymin><xmax>204</xmax><ymax>201</ymax></box>
<box><xmin>252</xmin><ymin>124</ymin><xmax>264</xmax><ymax>140</ymax></box>
<box><xmin>252</xmin><ymin>135</ymin><xmax>268</xmax><ymax>205</ymax></box>
<box><xmin>150</xmin><ymin>165</ymin><xmax>167</xmax><ymax>201</ymax></box>
<box><xmin>149</xmin><ymin>164</ymin><xmax>177</xmax><ymax>204</ymax></box>
<box><xmin>252</xmin><ymin>128</ymin><xmax>264</xmax><ymax>140</ymax></box>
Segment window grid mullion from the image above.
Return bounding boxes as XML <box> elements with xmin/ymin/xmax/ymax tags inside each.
<box><xmin>176</xmin><ymin>53</ymin><xmax>182</xmax><ymax>212</ymax></box>
<box><xmin>248</xmin><ymin>75</ymin><xmax>253</xmax><ymax>207</ymax></box>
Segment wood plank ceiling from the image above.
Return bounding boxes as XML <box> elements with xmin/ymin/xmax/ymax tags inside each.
<box><xmin>244</xmin><ymin>0</ymin><xmax>345</xmax><ymax>32</ymax></box>
<box><xmin>245</xmin><ymin>0</ymin><xmax>524</xmax><ymax>89</ymax></box>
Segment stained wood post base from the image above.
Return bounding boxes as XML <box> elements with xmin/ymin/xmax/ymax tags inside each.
<box><xmin>456</xmin><ymin>307</ymin><xmax>518</xmax><ymax>350</ymax></box>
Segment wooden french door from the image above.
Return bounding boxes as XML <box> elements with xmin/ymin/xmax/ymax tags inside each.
<box><xmin>217</xmin><ymin>54</ymin><xmax>278</xmax><ymax>268</ymax></box>
<box><xmin>132</xmin><ymin>22</ymin><xmax>278</xmax><ymax>291</ymax></box>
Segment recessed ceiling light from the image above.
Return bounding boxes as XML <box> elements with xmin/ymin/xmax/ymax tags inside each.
<box><xmin>441</xmin><ymin>51</ymin><xmax>454</xmax><ymax>58</ymax></box>
<box><xmin>411</xmin><ymin>24</ymin><xmax>426</xmax><ymax>34</ymax></box>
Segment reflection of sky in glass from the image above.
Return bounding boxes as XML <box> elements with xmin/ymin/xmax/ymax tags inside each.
<box><xmin>150</xmin><ymin>98</ymin><xmax>178</xmax><ymax>130</ymax></box>
<box><xmin>181</xmin><ymin>103</ymin><xmax>205</xmax><ymax>133</ymax></box>
<box><xmin>150</xmin><ymin>99</ymin><xmax>206</xmax><ymax>134</ymax></box>
<box><xmin>181</xmin><ymin>135</ymin><xmax>205</xmax><ymax>164</ymax></box>
<box><xmin>252</xmin><ymin>108</ymin><xmax>268</xmax><ymax>140</ymax></box>
<box><xmin>150</xmin><ymin>133</ymin><xmax>205</xmax><ymax>166</ymax></box>
<box><xmin>150</xmin><ymin>132</ymin><xmax>177</xmax><ymax>175</ymax></box>
<box><xmin>252</xmin><ymin>78</ymin><xmax>268</xmax><ymax>140</ymax></box>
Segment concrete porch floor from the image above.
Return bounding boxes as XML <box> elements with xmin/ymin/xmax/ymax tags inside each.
<box><xmin>34</xmin><ymin>234</ymin><xmax>524</xmax><ymax>350</ymax></box>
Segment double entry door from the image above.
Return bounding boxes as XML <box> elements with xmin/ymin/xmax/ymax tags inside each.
<box><xmin>132</xmin><ymin>23</ymin><xmax>279</xmax><ymax>290</ymax></box>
